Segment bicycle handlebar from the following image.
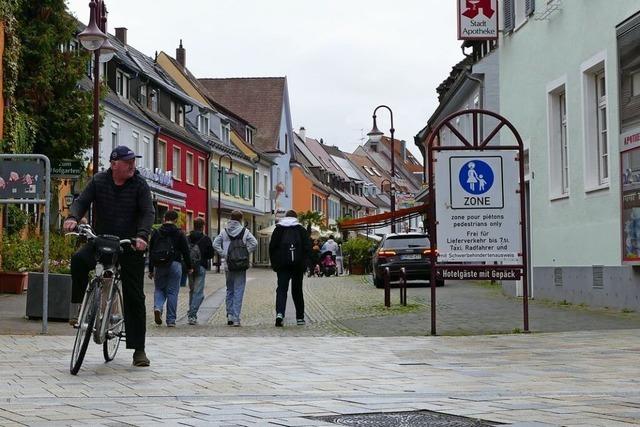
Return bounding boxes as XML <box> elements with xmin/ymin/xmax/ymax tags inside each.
<box><xmin>65</xmin><ymin>224</ymin><xmax>134</xmax><ymax>248</ymax></box>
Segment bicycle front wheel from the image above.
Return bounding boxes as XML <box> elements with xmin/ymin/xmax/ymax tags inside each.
<box><xmin>103</xmin><ymin>282</ymin><xmax>125</xmax><ymax>362</ymax></box>
<box><xmin>70</xmin><ymin>283</ymin><xmax>99</xmax><ymax>375</ymax></box>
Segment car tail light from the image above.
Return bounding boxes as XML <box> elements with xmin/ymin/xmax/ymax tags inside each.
<box><xmin>422</xmin><ymin>249</ymin><xmax>439</xmax><ymax>255</ymax></box>
<box><xmin>378</xmin><ymin>250</ymin><xmax>397</xmax><ymax>257</ymax></box>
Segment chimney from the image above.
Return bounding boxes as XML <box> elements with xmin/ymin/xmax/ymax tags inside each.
<box><xmin>115</xmin><ymin>27</ymin><xmax>127</xmax><ymax>45</ymax></box>
<box><xmin>176</xmin><ymin>39</ymin><xmax>186</xmax><ymax>68</ymax></box>
<box><xmin>401</xmin><ymin>140</ymin><xmax>407</xmax><ymax>162</ymax></box>
<box><xmin>320</xmin><ymin>138</ymin><xmax>324</xmax><ymax>145</ymax></box>
<box><xmin>299</xmin><ymin>127</ymin><xmax>306</xmax><ymax>141</ymax></box>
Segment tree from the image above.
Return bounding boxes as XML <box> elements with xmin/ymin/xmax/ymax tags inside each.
<box><xmin>298</xmin><ymin>210</ymin><xmax>325</xmax><ymax>233</ymax></box>
<box><xmin>2</xmin><ymin>0</ymin><xmax>93</xmax><ymax>158</ymax></box>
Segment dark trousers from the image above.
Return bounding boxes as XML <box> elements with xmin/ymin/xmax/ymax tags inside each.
<box><xmin>71</xmin><ymin>242</ymin><xmax>147</xmax><ymax>350</ymax></box>
<box><xmin>275</xmin><ymin>269</ymin><xmax>305</xmax><ymax>319</ymax></box>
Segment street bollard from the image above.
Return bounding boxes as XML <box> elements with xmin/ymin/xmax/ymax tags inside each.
<box><xmin>399</xmin><ymin>267</ymin><xmax>407</xmax><ymax>306</ymax></box>
<box><xmin>384</xmin><ymin>267</ymin><xmax>391</xmax><ymax>308</ymax></box>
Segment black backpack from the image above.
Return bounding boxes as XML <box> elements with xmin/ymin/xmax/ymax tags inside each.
<box><xmin>226</xmin><ymin>228</ymin><xmax>250</xmax><ymax>271</ymax></box>
<box><xmin>189</xmin><ymin>235</ymin><xmax>204</xmax><ymax>266</ymax></box>
<box><xmin>279</xmin><ymin>227</ymin><xmax>303</xmax><ymax>267</ymax></box>
<box><xmin>150</xmin><ymin>229</ymin><xmax>175</xmax><ymax>266</ymax></box>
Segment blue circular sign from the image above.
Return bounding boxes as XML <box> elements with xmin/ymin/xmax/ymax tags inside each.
<box><xmin>458</xmin><ymin>160</ymin><xmax>494</xmax><ymax>195</ymax></box>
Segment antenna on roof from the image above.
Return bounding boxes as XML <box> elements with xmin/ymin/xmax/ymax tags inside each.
<box><xmin>154</xmin><ymin>51</ymin><xmax>158</xmax><ymax>62</ymax></box>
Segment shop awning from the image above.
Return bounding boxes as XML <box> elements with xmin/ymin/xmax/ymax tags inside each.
<box><xmin>216</xmin><ymin>198</ymin><xmax>266</xmax><ymax>216</ymax></box>
<box><xmin>338</xmin><ymin>204</ymin><xmax>428</xmax><ymax>231</ymax></box>
<box><xmin>148</xmin><ymin>181</ymin><xmax>187</xmax><ymax>207</ymax></box>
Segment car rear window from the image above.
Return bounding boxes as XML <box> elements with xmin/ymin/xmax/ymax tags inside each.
<box><xmin>383</xmin><ymin>236</ymin><xmax>430</xmax><ymax>249</ymax></box>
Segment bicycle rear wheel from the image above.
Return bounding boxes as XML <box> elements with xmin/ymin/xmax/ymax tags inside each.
<box><xmin>70</xmin><ymin>283</ymin><xmax>99</xmax><ymax>375</ymax></box>
<box><xmin>103</xmin><ymin>282</ymin><xmax>125</xmax><ymax>362</ymax></box>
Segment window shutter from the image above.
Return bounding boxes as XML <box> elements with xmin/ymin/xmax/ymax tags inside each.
<box><xmin>525</xmin><ymin>0</ymin><xmax>535</xmax><ymax>17</ymax></box>
<box><xmin>212</xmin><ymin>165</ymin><xmax>218</xmax><ymax>191</ymax></box>
<box><xmin>221</xmin><ymin>167</ymin><xmax>227</xmax><ymax>193</ymax></box>
<box><xmin>504</xmin><ymin>0</ymin><xmax>515</xmax><ymax>33</ymax></box>
<box><xmin>239</xmin><ymin>173</ymin><xmax>244</xmax><ymax>197</ymax></box>
<box><xmin>248</xmin><ymin>176</ymin><xmax>253</xmax><ymax>199</ymax></box>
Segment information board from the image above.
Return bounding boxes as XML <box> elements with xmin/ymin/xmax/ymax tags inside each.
<box><xmin>434</xmin><ymin>151</ymin><xmax>522</xmax><ymax>264</ymax></box>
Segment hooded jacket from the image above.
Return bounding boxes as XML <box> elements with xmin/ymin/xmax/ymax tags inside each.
<box><xmin>148</xmin><ymin>222</ymin><xmax>192</xmax><ymax>273</ymax></box>
<box><xmin>212</xmin><ymin>220</ymin><xmax>258</xmax><ymax>271</ymax></box>
<box><xmin>268</xmin><ymin>217</ymin><xmax>312</xmax><ymax>272</ymax></box>
<box><xmin>188</xmin><ymin>230</ymin><xmax>215</xmax><ymax>269</ymax></box>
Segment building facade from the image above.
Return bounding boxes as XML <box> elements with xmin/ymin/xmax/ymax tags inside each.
<box><xmin>500</xmin><ymin>1</ymin><xmax>640</xmax><ymax>309</ymax></box>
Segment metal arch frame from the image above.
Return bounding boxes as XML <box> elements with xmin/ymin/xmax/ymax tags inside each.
<box><xmin>0</xmin><ymin>154</ymin><xmax>52</xmax><ymax>334</ymax></box>
<box><xmin>426</xmin><ymin>109</ymin><xmax>529</xmax><ymax>335</ymax></box>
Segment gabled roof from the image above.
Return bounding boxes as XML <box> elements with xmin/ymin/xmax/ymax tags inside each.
<box><xmin>304</xmin><ymin>137</ymin><xmax>350</xmax><ymax>181</ymax></box>
<box><xmin>199</xmin><ymin>77</ymin><xmax>286</xmax><ymax>153</ymax></box>
<box><xmin>380</xmin><ymin>136</ymin><xmax>423</xmax><ymax>173</ymax></box>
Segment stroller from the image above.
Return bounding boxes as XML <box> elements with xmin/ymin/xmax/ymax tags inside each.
<box><xmin>319</xmin><ymin>251</ymin><xmax>337</xmax><ymax>277</ymax></box>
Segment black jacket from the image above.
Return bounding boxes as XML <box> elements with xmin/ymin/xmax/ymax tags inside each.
<box><xmin>68</xmin><ymin>169</ymin><xmax>154</xmax><ymax>242</ymax></box>
<box><xmin>269</xmin><ymin>223</ymin><xmax>311</xmax><ymax>272</ymax></box>
<box><xmin>148</xmin><ymin>223</ymin><xmax>192</xmax><ymax>272</ymax></box>
<box><xmin>188</xmin><ymin>230</ymin><xmax>214</xmax><ymax>269</ymax></box>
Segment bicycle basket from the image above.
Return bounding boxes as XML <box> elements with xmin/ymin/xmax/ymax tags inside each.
<box><xmin>94</xmin><ymin>235</ymin><xmax>121</xmax><ymax>265</ymax></box>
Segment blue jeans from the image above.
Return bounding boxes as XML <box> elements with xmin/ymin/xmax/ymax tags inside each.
<box><xmin>225</xmin><ymin>270</ymin><xmax>247</xmax><ymax>323</ymax></box>
<box><xmin>188</xmin><ymin>265</ymin><xmax>206</xmax><ymax>319</ymax></box>
<box><xmin>153</xmin><ymin>261</ymin><xmax>181</xmax><ymax>324</ymax></box>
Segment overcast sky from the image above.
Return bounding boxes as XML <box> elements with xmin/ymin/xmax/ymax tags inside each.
<box><xmin>66</xmin><ymin>0</ymin><xmax>463</xmax><ymax>160</ymax></box>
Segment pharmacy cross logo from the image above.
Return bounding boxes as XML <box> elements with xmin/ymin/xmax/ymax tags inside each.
<box><xmin>461</xmin><ymin>0</ymin><xmax>495</xmax><ymax>19</ymax></box>
<box><xmin>458</xmin><ymin>160</ymin><xmax>494</xmax><ymax>195</ymax></box>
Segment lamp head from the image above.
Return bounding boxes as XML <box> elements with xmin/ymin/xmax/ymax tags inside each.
<box><xmin>367</xmin><ymin>116</ymin><xmax>383</xmax><ymax>143</ymax></box>
<box><xmin>78</xmin><ymin>1</ymin><xmax>106</xmax><ymax>51</ymax></box>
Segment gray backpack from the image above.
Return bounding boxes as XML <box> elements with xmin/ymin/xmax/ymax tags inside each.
<box><xmin>226</xmin><ymin>228</ymin><xmax>250</xmax><ymax>271</ymax></box>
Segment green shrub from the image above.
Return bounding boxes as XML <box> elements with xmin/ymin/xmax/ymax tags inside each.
<box><xmin>1</xmin><ymin>232</ymin><xmax>74</xmax><ymax>274</ymax></box>
<box><xmin>342</xmin><ymin>237</ymin><xmax>376</xmax><ymax>265</ymax></box>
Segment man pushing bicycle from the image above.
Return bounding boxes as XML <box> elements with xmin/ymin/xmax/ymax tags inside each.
<box><xmin>63</xmin><ymin>146</ymin><xmax>155</xmax><ymax>367</ymax></box>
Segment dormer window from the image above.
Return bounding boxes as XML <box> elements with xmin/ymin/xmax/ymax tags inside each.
<box><xmin>150</xmin><ymin>89</ymin><xmax>158</xmax><ymax>112</ymax></box>
<box><xmin>245</xmin><ymin>127</ymin><xmax>254</xmax><ymax>145</ymax></box>
<box><xmin>220</xmin><ymin>122</ymin><xmax>231</xmax><ymax>145</ymax></box>
<box><xmin>139</xmin><ymin>85</ymin><xmax>147</xmax><ymax>106</ymax></box>
<box><xmin>116</xmin><ymin>70</ymin><xmax>129</xmax><ymax>99</ymax></box>
<box><xmin>198</xmin><ymin>113</ymin><xmax>210</xmax><ymax>135</ymax></box>
<box><xmin>177</xmin><ymin>105</ymin><xmax>184</xmax><ymax>127</ymax></box>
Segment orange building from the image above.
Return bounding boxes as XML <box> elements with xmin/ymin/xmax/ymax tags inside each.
<box><xmin>291</xmin><ymin>162</ymin><xmax>329</xmax><ymax>225</ymax></box>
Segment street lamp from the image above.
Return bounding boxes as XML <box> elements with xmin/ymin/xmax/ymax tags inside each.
<box><xmin>78</xmin><ymin>0</ymin><xmax>116</xmax><ymax>176</ymax></box>
<box><xmin>216</xmin><ymin>154</ymin><xmax>235</xmax><ymax>272</ymax></box>
<box><xmin>368</xmin><ymin>105</ymin><xmax>396</xmax><ymax>232</ymax></box>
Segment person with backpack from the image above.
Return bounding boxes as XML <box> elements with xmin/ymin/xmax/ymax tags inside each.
<box><xmin>212</xmin><ymin>210</ymin><xmax>258</xmax><ymax>327</ymax></box>
<box><xmin>268</xmin><ymin>209</ymin><xmax>311</xmax><ymax>327</ymax></box>
<box><xmin>148</xmin><ymin>210</ymin><xmax>193</xmax><ymax>327</ymax></box>
<box><xmin>187</xmin><ymin>217</ymin><xmax>214</xmax><ymax>325</ymax></box>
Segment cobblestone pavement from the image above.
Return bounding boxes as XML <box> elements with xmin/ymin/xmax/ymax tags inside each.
<box><xmin>3</xmin><ymin>268</ymin><xmax>640</xmax><ymax>336</ymax></box>
<box><xmin>1</xmin><ymin>330</ymin><xmax>640</xmax><ymax>426</ymax></box>
<box><xmin>3</xmin><ymin>270</ymin><xmax>640</xmax><ymax>425</ymax></box>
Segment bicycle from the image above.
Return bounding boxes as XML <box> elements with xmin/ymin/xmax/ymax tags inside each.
<box><xmin>66</xmin><ymin>224</ymin><xmax>132</xmax><ymax>375</ymax></box>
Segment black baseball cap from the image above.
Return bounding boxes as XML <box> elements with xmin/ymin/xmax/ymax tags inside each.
<box><xmin>110</xmin><ymin>145</ymin><xmax>142</xmax><ymax>161</ymax></box>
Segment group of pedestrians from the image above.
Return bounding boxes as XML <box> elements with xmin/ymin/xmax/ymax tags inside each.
<box><xmin>64</xmin><ymin>145</ymin><xmax>317</xmax><ymax>368</ymax></box>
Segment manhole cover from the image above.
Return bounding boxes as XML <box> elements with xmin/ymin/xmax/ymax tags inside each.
<box><xmin>308</xmin><ymin>410</ymin><xmax>501</xmax><ymax>426</ymax></box>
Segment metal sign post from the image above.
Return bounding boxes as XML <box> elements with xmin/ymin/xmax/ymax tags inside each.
<box><xmin>0</xmin><ymin>155</ymin><xmax>51</xmax><ymax>334</ymax></box>
<box><xmin>427</xmin><ymin>109</ymin><xmax>529</xmax><ymax>335</ymax></box>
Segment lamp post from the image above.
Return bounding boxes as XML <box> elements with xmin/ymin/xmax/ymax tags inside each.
<box><xmin>368</xmin><ymin>105</ymin><xmax>396</xmax><ymax>232</ymax></box>
<box><xmin>77</xmin><ymin>0</ymin><xmax>116</xmax><ymax>176</ymax></box>
<box><xmin>216</xmin><ymin>154</ymin><xmax>234</xmax><ymax>273</ymax></box>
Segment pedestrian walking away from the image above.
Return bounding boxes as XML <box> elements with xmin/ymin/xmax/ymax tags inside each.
<box><xmin>187</xmin><ymin>217</ymin><xmax>214</xmax><ymax>325</ymax></box>
<box><xmin>148</xmin><ymin>210</ymin><xmax>193</xmax><ymax>328</ymax></box>
<box><xmin>269</xmin><ymin>209</ymin><xmax>311</xmax><ymax>327</ymax></box>
<box><xmin>63</xmin><ymin>145</ymin><xmax>155</xmax><ymax>368</ymax></box>
<box><xmin>213</xmin><ymin>210</ymin><xmax>258</xmax><ymax>327</ymax></box>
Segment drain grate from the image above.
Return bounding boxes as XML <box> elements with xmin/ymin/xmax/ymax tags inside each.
<box><xmin>307</xmin><ymin>409</ymin><xmax>501</xmax><ymax>426</ymax></box>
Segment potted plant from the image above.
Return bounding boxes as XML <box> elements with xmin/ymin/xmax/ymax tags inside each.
<box><xmin>0</xmin><ymin>234</ymin><xmax>40</xmax><ymax>293</ymax></box>
<box><xmin>341</xmin><ymin>237</ymin><xmax>376</xmax><ymax>275</ymax></box>
<box><xmin>26</xmin><ymin>233</ymin><xmax>75</xmax><ymax>320</ymax></box>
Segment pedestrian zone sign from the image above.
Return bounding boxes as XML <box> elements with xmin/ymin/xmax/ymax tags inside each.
<box><xmin>435</xmin><ymin>151</ymin><xmax>521</xmax><ymax>264</ymax></box>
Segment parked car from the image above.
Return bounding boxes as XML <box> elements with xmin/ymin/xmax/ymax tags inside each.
<box><xmin>371</xmin><ymin>232</ymin><xmax>444</xmax><ymax>288</ymax></box>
